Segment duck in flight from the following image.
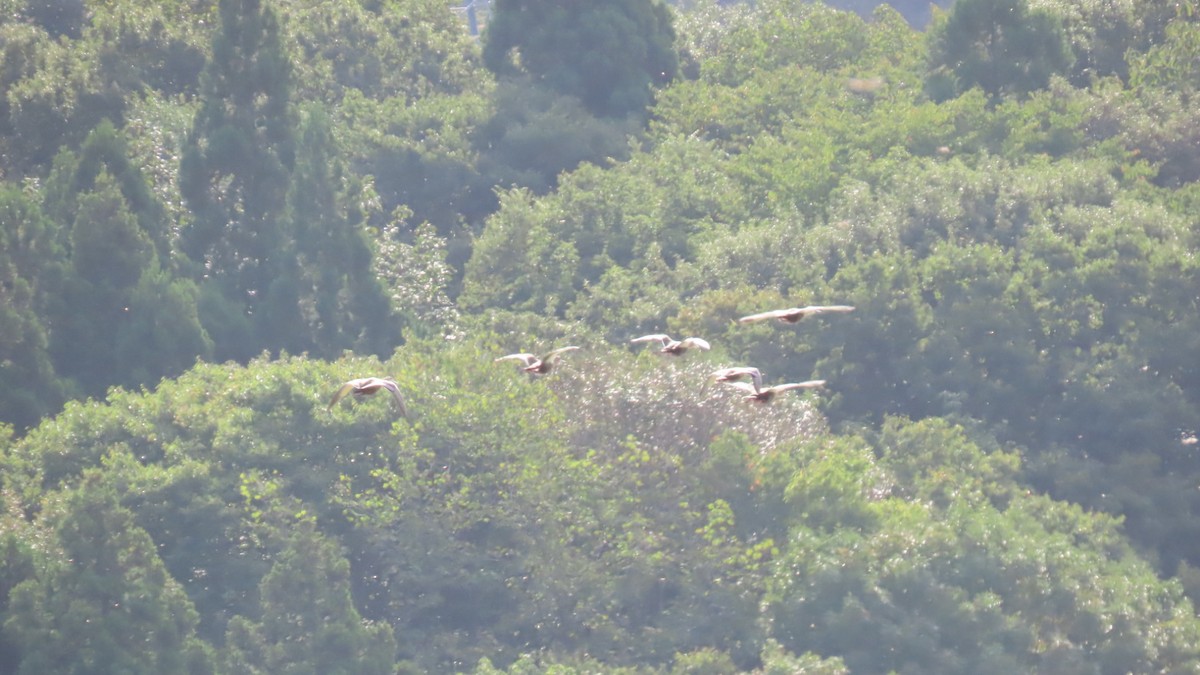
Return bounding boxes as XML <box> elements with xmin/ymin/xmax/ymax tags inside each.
<box><xmin>719</xmin><ymin>377</ymin><xmax>825</xmax><ymax>403</ymax></box>
<box><xmin>712</xmin><ymin>366</ymin><xmax>763</xmax><ymax>389</ymax></box>
<box><xmin>738</xmin><ymin>305</ymin><xmax>855</xmax><ymax>324</ymax></box>
<box><xmin>630</xmin><ymin>334</ymin><xmax>711</xmax><ymax>355</ymax></box>
<box><xmin>494</xmin><ymin>346</ymin><xmax>581</xmax><ymax>375</ymax></box>
<box><xmin>328</xmin><ymin>377</ymin><xmax>407</xmax><ymax>418</ymax></box>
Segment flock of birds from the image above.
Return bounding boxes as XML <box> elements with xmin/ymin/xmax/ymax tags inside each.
<box><xmin>327</xmin><ymin>304</ymin><xmax>856</xmax><ymax>416</ymax></box>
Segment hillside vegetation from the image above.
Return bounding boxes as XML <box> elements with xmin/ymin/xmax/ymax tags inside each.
<box><xmin>3</xmin><ymin>0</ymin><xmax>1200</xmax><ymax>672</ymax></box>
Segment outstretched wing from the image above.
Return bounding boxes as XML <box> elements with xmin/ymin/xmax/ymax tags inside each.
<box><xmin>713</xmin><ymin>367</ymin><xmax>762</xmax><ymax>391</ymax></box>
<box><xmin>541</xmin><ymin>346</ymin><xmax>580</xmax><ymax>364</ymax></box>
<box><xmin>328</xmin><ymin>381</ymin><xmax>356</xmax><ymax>409</ymax></box>
<box><xmin>737</xmin><ymin>308</ymin><xmax>798</xmax><ymax>324</ymax></box>
<box><xmin>378</xmin><ymin>379</ymin><xmax>408</xmax><ymax>419</ymax></box>
<box><xmin>800</xmin><ymin>305</ymin><xmax>855</xmax><ymax>315</ymax></box>
<box><xmin>770</xmin><ymin>380</ymin><xmax>826</xmax><ymax>393</ymax></box>
<box><xmin>495</xmin><ymin>353</ymin><xmax>538</xmax><ymax>367</ymax></box>
<box><xmin>678</xmin><ymin>337</ymin><xmax>711</xmax><ymax>351</ymax></box>
<box><xmin>631</xmin><ymin>334</ymin><xmax>672</xmax><ymax>345</ymax></box>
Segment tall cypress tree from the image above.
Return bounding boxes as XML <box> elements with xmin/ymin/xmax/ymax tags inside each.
<box><xmin>43</xmin><ymin>123</ymin><xmax>212</xmax><ymax>397</ymax></box>
<box><xmin>277</xmin><ymin>104</ymin><xmax>395</xmax><ymax>357</ymax></box>
<box><xmin>43</xmin><ymin>119</ymin><xmax>173</xmax><ymax>270</ymax></box>
<box><xmin>0</xmin><ymin>187</ymin><xmax>68</xmax><ymax>431</ymax></box>
<box><xmin>180</xmin><ymin>0</ymin><xmax>296</xmax><ymax>360</ymax></box>
<box><xmin>52</xmin><ymin>168</ymin><xmax>155</xmax><ymax>393</ymax></box>
<box><xmin>51</xmin><ymin>168</ymin><xmax>212</xmax><ymax>395</ymax></box>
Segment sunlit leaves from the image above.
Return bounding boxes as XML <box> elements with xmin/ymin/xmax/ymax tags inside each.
<box><xmin>1129</xmin><ymin>17</ymin><xmax>1200</xmax><ymax>94</ymax></box>
<box><xmin>281</xmin><ymin>0</ymin><xmax>482</xmax><ymax>105</ymax></box>
<box><xmin>767</xmin><ymin>486</ymin><xmax>1200</xmax><ymax>673</ymax></box>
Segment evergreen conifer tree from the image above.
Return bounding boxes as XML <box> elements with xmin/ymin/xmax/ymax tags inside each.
<box><xmin>222</xmin><ymin>509</ymin><xmax>395</xmax><ymax>675</ymax></box>
<box><xmin>180</xmin><ymin>0</ymin><xmax>297</xmax><ymax>360</ymax></box>
<box><xmin>4</xmin><ymin>473</ymin><xmax>215</xmax><ymax>675</ymax></box>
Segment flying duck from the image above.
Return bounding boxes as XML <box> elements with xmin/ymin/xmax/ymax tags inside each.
<box><xmin>494</xmin><ymin>346</ymin><xmax>581</xmax><ymax>375</ymax></box>
<box><xmin>738</xmin><ymin>305</ymin><xmax>855</xmax><ymax>324</ymax></box>
<box><xmin>720</xmin><ymin>378</ymin><xmax>825</xmax><ymax>403</ymax></box>
<box><xmin>712</xmin><ymin>366</ymin><xmax>763</xmax><ymax>390</ymax></box>
<box><xmin>328</xmin><ymin>377</ymin><xmax>407</xmax><ymax>418</ymax></box>
<box><xmin>631</xmin><ymin>334</ymin><xmax>711</xmax><ymax>355</ymax></box>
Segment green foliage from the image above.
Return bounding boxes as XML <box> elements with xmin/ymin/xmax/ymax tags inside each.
<box><xmin>23</xmin><ymin>0</ymin><xmax>85</xmax><ymax>39</ymax></box>
<box><xmin>179</xmin><ymin>0</ymin><xmax>296</xmax><ymax>359</ymax></box>
<box><xmin>282</xmin><ymin>0</ymin><xmax>482</xmax><ymax>105</ymax></box>
<box><xmin>4</xmin><ymin>472</ymin><xmax>215</xmax><ymax>675</ymax></box>
<box><xmin>474</xmin><ymin>76</ymin><xmax>640</xmax><ymax>194</ymax></box>
<box><xmin>4</xmin><ymin>334</ymin><xmax>1200</xmax><ymax>672</ymax></box>
<box><xmin>47</xmin><ymin>156</ymin><xmax>211</xmax><ymax>396</ymax></box>
<box><xmin>927</xmin><ymin>0</ymin><xmax>1074</xmax><ymax>101</ymax></box>
<box><xmin>81</xmin><ymin>0</ymin><xmax>208</xmax><ymax>97</ymax></box>
<box><xmin>221</xmin><ymin>501</ymin><xmax>395</xmax><ymax>675</ymax></box>
<box><xmin>0</xmin><ymin>21</ymin><xmax>49</xmax><ymax>168</ymax></box>
<box><xmin>461</xmin><ymin>134</ymin><xmax>745</xmax><ymax>316</ymax></box>
<box><xmin>483</xmin><ymin>0</ymin><xmax>679</xmax><ymax>117</ymax></box>
<box><xmin>337</xmin><ymin>87</ymin><xmax>498</xmax><ymax>240</ymax></box>
<box><xmin>44</xmin><ymin>118</ymin><xmax>173</xmax><ymax>265</ymax></box>
<box><xmin>0</xmin><ymin>487</ymin><xmax>47</xmax><ymax>672</ymax></box>
<box><xmin>7</xmin><ymin>0</ymin><xmax>1200</xmax><ymax>671</ymax></box>
<box><xmin>694</xmin><ymin>0</ymin><xmax>878</xmax><ymax>86</ymax></box>
<box><xmin>3</xmin><ymin>26</ymin><xmax>126</xmax><ymax>171</ymax></box>
<box><xmin>1129</xmin><ymin>16</ymin><xmax>1200</xmax><ymax>94</ymax></box>
<box><xmin>768</xmin><ymin>481</ymin><xmax>1200</xmax><ymax>673</ymax></box>
<box><xmin>278</xmin><ymin>103</ymin><xmax>396</xmax><ymax>357</ymax></box>
<box><xmin>0</xmin><ymin>186</ymin><xmax>69</xmax><ymax>430</ymax></box>
<box><xmin>1026</xmin><ymin>0</ymin><xmax>1146</xmax><ymax>82</ymax></box>
<box><xmin>372</xmin><ymin>219</ymin><xmax>461</xmax><ymax>338</ymax></box>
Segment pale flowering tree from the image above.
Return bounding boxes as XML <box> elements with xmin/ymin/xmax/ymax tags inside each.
<box><xmin>372</xmin><ymin>214</ymin><xmax>461</xmax><ymax>340</ymax></box>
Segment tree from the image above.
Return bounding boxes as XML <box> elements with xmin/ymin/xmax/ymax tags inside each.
<box><xmin>221</xmin><ymin>505</ymin><xmax>395</xmax><ymax>675</ymax></box>
<box><xmin>4</xmin><ymin>472</ymin><xmax>215</xmax><ymax>675</ymax></box>
<box><xmin>1129</xmin><ymin>16</ymin><xmax>1200</xmax><ymax>95</ymax></box>
<box><xmin>114</xmin><ymin>268</ymin><xmax>214</xmax><ymax>387</ymax></box>
<box><xmin>0</xmin><ymin>187</ymin><xmax>69</xmax><ymax>431</ymax></box>
<box><xmin>81</xmin><ymin>0</ymin><xmax>207</xmax><ymax>98</ymax></box>
<box><xmin>179</xmin><ymin>0</ymin><xmax>296</xmax><ymax>360</ymax></box>
<box><xmin>43</xmin><ymin>119</ymin><xmax>173</xmax><ymax>266</ymax></box>
<box><xmin>51</xmin><ymin>167</ymin><xmax>211</xmax><ymax>395</ymax></box>
<box><xmin>58</xmin><ymin>167</ymin><xmax>156</xmax><ymax>389</ymax></box>
<box><xmin>0</xmin><ymin>22</ymin><xmax>49</xmax><ymax>173</ymax></box>
<box><xmin>0</xmin><ymin>487</ymin><xmax>44</xmax><ymax>671</ymax></box>
<box><xmin>3</xmin><ymin>26</ymin><xmax>125</xmax><ymax>172</ymax></box>
<box><xmin>482</xmin><ymin>0</ymin><xmax>679</xmax><ymax>117</ymax></box>
<box><xmin>275</xmin><ymin>104</ymin><xmax>395</xmax><ymax>358</ymax></box>
<box><xmin>39</xmin><ymin>122</ymin><xmax>213</xmax><ymax>396</ymax></box>
<box><xmin>280</xmin><ymin>0</ymin><xmax>483</xmax><ymax>105</ymax></box>
<box><xmin>927</xmin><ymin>0</ymin><xmax>1073</xmax><ymax>100</ymax></box>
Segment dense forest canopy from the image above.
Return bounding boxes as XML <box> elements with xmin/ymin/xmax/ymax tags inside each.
<box><xmin>4</xmin><ymin>0</ymin><xmax>1200</xmax><ymax>672</ymax></box>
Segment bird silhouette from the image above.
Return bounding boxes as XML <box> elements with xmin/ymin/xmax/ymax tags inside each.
<box><xmin>712</xmin><ymin>366</ymin><xmax>763</xmax><ymax>390</ymax></box>
<box><xmin>720</xmin><ymin>378</ymin><xmax>825</xmax><ymax>403</ymax></box>
<box><xmin>494</xmin><ymin>346</ymin><xmax>581</xmax><ymax>375</ymax></box>
<box><xmin>631</xmin><ymin>334</ymin><xmax>711</xmax><ymax>355</ymax></box>
<box><xmin>738</xmin><ymin>305</ymin><xmax>855</xmax><ymax>324</ymax></box>
<box><xmin>328</xmin><ymin>377</ymin><xmax>407</xmax><ymax>418</ymax></box>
